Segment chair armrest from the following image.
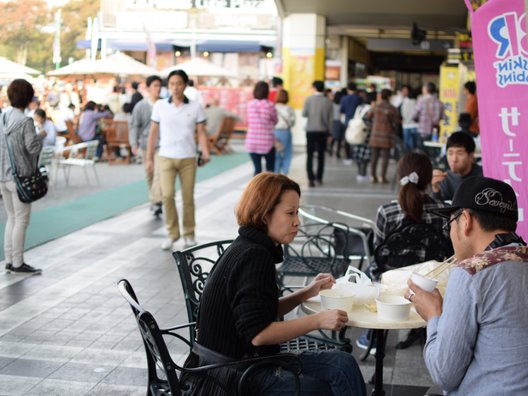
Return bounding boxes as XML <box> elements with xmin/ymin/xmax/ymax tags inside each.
<box><xmin>161</xmin><ymin>322</ymin><xmax>197</xmax><ymax>348</ymax></box>
<box><xmin>162</xmin><ymin>322</ymin><xmax>196</xmax><ymax>332</ymax></box>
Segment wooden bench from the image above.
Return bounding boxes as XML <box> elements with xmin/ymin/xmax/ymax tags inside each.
<box><xmin>104</xmin><ymin>120</ymin><xmax>131</xmax><ymax>164</ymax></box>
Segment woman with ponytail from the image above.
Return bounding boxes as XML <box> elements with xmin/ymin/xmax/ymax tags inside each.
<box><xmin>356</xmin><ymin>152</ymin><xmax>449</xmax><ymax>352</ymax></box>
<box><xmin>373</xmin><ymin>152</ymin><xmax>447</xmax><ymax>247</ymax></box>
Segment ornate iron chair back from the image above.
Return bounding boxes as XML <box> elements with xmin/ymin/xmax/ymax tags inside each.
<box><xmin>278</xmin><ymin>222</ymin><xmax>352</xmax><ymax>283</ymax></box>
<box><xmin>118</xmin><ymin>279</ymin><xmax>301</xmax><ymax>396</ymax></box>
<box><xmin>172</xmin><ymin>240</ymin><xmax>234</xmax><ymax>342</ymax></box>
<box><xmin>118</xmin><ymin>279</ymin><xmax>184</xmax><ymax>395</ymax></box>
<box><xmin>373</xmin><ymin>222</ymin><xmax>454</xmax><ymax>278</ymax></box>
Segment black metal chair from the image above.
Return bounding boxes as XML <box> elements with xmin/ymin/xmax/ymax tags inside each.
<box><xmin>360</xmin><ymin>222</ymin><xmax>454</xmax><ymax>358</ymax></box>
<box><xmin>276</xmin><ymin>222</ymin><xmax>353</xmax><ymax>285</ymax></box>
<box><xmin>172</xmin><ymin>240</ymin><xmax>351</xmax><ymax>353</ymax></box>
<box><xmin>298</xmin><ymin>205</ymin><xmax>375</xmax><ymax>272</ymax></box>
<box><xmin>118</xmin><ymin>279</ymin><xmax>302</xmax><ymax>396</ymax></box>
<box><xmin>372</xmin><ymin>222</ymin><xmax>454</xmax><ymax>280</ymax></box>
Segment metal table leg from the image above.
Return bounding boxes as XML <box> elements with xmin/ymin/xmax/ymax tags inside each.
<box><xmin>372</xmin><ymin>329</ymin><xmax>386</xmax><ymax>396</ymax></box>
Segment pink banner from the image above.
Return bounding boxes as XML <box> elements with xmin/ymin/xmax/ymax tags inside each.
<box><xmin>467</xmin><ymin>0</ymin><xmax>528</xmax><ymax>238</ymax></box>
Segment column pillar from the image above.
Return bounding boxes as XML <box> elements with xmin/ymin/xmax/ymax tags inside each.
<box><xmin>281</xmin><ymin>14</ymin><xmax>326</xmax><ymax>144</ymax></box>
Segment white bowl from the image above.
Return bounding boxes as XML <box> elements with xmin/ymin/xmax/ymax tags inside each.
<box><xmin>375</xmin><ymin>295</ymin><xmax>411</xmax><ymax>321</ymax></box>
<box><xmin>319</xmin><ymin>289</ymin><xmax>355</xmax><ymax>312</ymax></box>
<box><xmin>411</xmin><ymin>272</ymin><xmax>438</xmax><ymax>293</ymax></box>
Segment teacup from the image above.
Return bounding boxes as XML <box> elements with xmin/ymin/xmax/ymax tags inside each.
<box><xmin>411</xmin><ymin>272</ymin><xmax>438</xmax><ymax>293</ymax></box>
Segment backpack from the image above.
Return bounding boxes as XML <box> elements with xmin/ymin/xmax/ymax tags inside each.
<box><xmin>345</xmin><ymin>104</ymin><xmax>370</xmax><ymax>145</ymax></box>
<box><xmin>345</xmin><ymin>118</ymin><xmax>367</xmax><ymax>145</ymax></box>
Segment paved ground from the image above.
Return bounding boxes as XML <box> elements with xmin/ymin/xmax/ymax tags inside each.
<box><xmin>0</xmin><ymin>145</ymin><xmax>434</xmax><ymax>395</ymax></box>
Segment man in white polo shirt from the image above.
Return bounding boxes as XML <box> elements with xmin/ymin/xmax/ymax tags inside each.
<box><xmin>146</xmin><ymin>70</ymin><xmax>210</xmax><ymax>251</ymax></box>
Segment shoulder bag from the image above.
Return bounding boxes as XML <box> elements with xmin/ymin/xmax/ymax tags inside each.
<box><xmin>2</xmin><ymin>114</ymin><xmax>48</xmax><ymax>203</ymax></box>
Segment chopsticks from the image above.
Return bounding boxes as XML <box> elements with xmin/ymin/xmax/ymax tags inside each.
<box><xmin>421</xmin><ymin>255</ymin><xmax>457</xmax><ymax>278</ymax></box>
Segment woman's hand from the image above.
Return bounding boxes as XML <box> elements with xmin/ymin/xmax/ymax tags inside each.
<box><xmin>315</xmin><ymin>309</ymin><xmax>348</xmax><ymax>331</ymax></box>
<box><xmin>303</xmin><ymin>273</ymin><xmax>335</xmax><ymax>300</ymax></box>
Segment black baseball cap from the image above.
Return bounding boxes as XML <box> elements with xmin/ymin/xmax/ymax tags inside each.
<box><xmin>432</xmin><ymin>176</ymin><xmax>518</xmax><ymax>221</ymax></box>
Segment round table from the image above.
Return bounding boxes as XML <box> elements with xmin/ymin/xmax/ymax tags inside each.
<box><xmin>302</xmin><ymin>299</ymin><xmax>426</xmax><ymax>396</ymax></box>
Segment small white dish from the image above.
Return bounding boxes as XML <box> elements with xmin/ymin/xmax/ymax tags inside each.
<box><xmin>375</xmin><ymin>295</ymin><xmax>411</xmax><ymax>321</ymax></box>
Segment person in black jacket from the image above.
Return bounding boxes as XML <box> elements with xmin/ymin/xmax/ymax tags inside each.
<box><xmin>190</xmin><ymin>172</ymin><xmax>366</xmax><ymax>395</ymax></box>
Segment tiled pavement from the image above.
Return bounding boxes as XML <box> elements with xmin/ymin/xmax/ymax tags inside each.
<box><xmin>0</xmin><ymin>148</ymin><xmax>434</xmax><ymax>395</ymax></box>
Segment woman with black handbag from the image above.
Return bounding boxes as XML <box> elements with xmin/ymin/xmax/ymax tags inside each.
<box><xmin>0</xmin><ymin>79</ymin><xmax>45</xmax><ymax>275</ymax></box>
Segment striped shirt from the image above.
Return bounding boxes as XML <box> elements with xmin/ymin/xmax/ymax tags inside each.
<box><xmin>375</xmin><ymin>195</ymin><xmax>448</xmax><ymax>248</ymax></box>
<box><xmin>245</xmin><ymin>99</ymin><xmax>278</xmax><ymax>154</ymax></box>
<box><xmin>413</xmin><ymin>94</ymin><xmax>444</xmax><ymax>138</ymax></box>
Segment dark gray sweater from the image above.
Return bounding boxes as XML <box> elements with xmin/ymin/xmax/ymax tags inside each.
<box><xmin>432</xmin><ymin>163</ymin><xmax>483</xmax><ymax>201</ymax></box>
<box><xmin>302</xmin><ymin>93</ymin><xmax>333</xmax><ymax>133</ymax></box>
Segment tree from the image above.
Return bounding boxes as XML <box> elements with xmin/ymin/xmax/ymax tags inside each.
<box><xmin>61</xmin><ymin>0</ymin><xmax>100</xmax><ymax>66</ymax></box>
<box><xmin>0</xmin><ymin>0</ymin><xmax>52</xmax><ymax>69</ymax></box>
<box><xmin>0</xmin><ymin>0</ymin><xmax>99</xmax><ymax>73</ymax></box>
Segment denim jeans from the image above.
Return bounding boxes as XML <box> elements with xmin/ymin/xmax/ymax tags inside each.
<box><xmin>93</xmin><ymin>134</ymin><xmax>105</xmax><ymax>159</ymax></box>
<box><xmin>402</xmin><ymin>127</ymin><xmax>421</xmax><ymax>151</ymax></box>
<box><xmin>249</xmin><ymin>149</ymin><xmax>275</xmax><ymax>175</ymax></box>
<box><xmin>247</xmin><ymin>350</ymin><xmax>366</xmax><ymax>396</ymax></box>
<box><xmin>274</xmin><ymin>129</ymin><xmax>293</xmax><ymax>174</ymax></box>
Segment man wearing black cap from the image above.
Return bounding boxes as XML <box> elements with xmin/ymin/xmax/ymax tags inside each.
<box><xmin>431</xmin><ymin>131</ymin><xmax>482</xmax><ymax>201</ymax></box>
<box><xmin>407</xmin><ymin>176</ymin><xmax>528</xmax><ymax>395</ymax></box>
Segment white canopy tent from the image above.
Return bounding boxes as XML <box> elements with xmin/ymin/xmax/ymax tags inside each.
<box><xmin>47</xmin><ymin>53</ymin><xmax>158</xmax><ymax>77</ymax></box>
<box><xmin>0</xmin><ymin>57</ymin><xmax>41</xmax><ymax>83</ymax></box>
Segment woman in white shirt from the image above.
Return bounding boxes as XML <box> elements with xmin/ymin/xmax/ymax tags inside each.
<box><xmin>34</xmin><ymin>109</ymin><xmax>56</xmax><ymax>147</ymax></box>
<box><xmin>274</xmin><ymin>90</ymin><xmax>295</xmax><ymax>174</ymax></box>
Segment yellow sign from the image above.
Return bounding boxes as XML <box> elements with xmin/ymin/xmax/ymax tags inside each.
<box><xmin>439</xmin><ymin>64</ymin><xmax>463</xmax><ymax>140</ymax></box>
<box><xmin>282</xmin><ymin>48</ymin><xmax>324</xmax><ymax>110</ymax></box>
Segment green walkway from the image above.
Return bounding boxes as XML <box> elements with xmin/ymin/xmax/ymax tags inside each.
<box><xmin>0</xmin><ymin>153</ymin><xmax>250</xmax><ymax>260</ymax></box>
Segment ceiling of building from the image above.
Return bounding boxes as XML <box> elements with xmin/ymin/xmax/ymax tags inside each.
<box><xmin>275</xmin><ymin>0</ymin><xmax>469</xmax><ymax>48</ymax></box>
<box><xmin>275</xmin><ymin>0</ymin><xmax>468</xmax><ymax>29</ymax></box>
<box><xmin>275</xmin><ymin>0</ymin><xmax>470</xmax><ymax>72</ymax></box>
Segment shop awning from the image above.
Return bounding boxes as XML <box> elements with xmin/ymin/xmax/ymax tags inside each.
<box><xmin>76</xmin><ymin>40</ymin><xmax>173</xmax><ymax>52</ymax></box>
<box><xmin>196</xmin><ymin>40</ymin><xmax>273</xmax><ymax>53</ymax></box>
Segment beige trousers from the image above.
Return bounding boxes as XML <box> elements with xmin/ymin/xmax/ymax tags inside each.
<box><xmin>158</xmin><ymin>156</ymin><xmax>197</xmax><ymax>241</ymax></box>
<box><xmin>140</xmin><ymin>148</ymin><xmax>162</xmax><ymax>204</ymax></box>
<box><xmin>0</xmin><ymin>181</ymin><xmax>31</xmax><ymax>267</ymax></box>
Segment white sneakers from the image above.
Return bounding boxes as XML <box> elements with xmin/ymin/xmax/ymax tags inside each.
<box><xmin>161</xmin><ymin>239</ymin><xmax>179</xmax><ymax>251</ymax></box>
<box><xmin>183</xmin><ymin>237</ymin><xmax>197</xmax><ymax>249</ymax></box>
<box><xmin>160</xmin><ymin>237</ymin><xmax>198</xmax><ymax>251</ymax></box>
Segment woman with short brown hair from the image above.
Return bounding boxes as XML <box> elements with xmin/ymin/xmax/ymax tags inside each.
<box><xmin>186</xmin><ymin>172</ymin><xmax>366</xmax><ymax>395</ymax></box>
<box><xmin>1</xmin><ymin>79</ymin><xmax>44</xmax><ymax>274</ymax></box>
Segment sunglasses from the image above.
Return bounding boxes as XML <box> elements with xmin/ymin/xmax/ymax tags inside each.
<box><xmin>443</xmin><ymin>209</ymin><xmax>464</xmax><ymax>231</ymax></box>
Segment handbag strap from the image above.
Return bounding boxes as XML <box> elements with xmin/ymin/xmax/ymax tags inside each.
<box><xmin>2</xmin><ymin>113</ymin><xmax>19</xmax><ymax>178</ymax></box>
<box><xmin>192</xmin><ymin>342</ymin><xmax>236</xmax><ymax>364</ymax></box>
